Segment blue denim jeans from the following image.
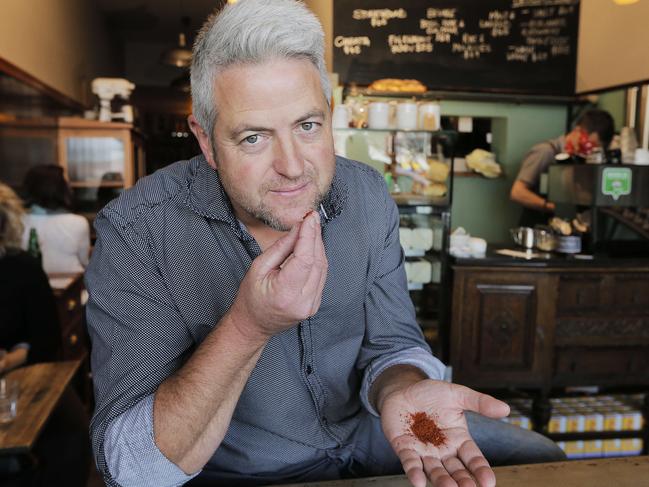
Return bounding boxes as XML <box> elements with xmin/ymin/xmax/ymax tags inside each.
<box><xmin>466</xmin><ymin>411</ymin><xmax>567</xmax><ymax>466</ymax></box>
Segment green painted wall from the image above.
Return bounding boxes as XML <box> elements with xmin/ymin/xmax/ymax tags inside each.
<box><xmin>443</xmin><ymin>101</ymin><xmax>568</xmax><ymax>243</ymax></box>
<box><xmin>341</xmin><ymin>101</ymin><xmax>568</xmax><ymax>243</ymax></box>
<box><xmin>597</xmin><ymin>90</ymin><xmax>626</xmax><ymax>132</ymax></box>
<box><xmin>341</xmin><ymin>91</ymin><xmax>628</xmax><ymax>244</ymax></box>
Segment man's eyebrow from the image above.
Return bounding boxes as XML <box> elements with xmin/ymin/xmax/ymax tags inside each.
<box><xmin>294</xmin><ymin>110</ymin><xmax>326</xmax><ymax>124</ymax></box>
<box><xmin>229</xmin><ymin>110</ymin><xmax>327</xmax><ymax>139</ymax></box>
<box><xmin>228</xmin><ymin>124</ymin><xmax>272</xmax><ymax>140</ymax></box>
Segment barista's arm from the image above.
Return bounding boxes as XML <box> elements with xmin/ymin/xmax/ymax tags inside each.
<box><xmin>510</xmin><ymin>180</ymin><xmax>555</xmax><ymax>212</ymax></box>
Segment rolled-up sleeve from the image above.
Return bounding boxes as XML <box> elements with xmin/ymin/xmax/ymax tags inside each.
<box><xmin>104</xmin><ymin>395</ymin><xmax>199</xmax><ymax>486</ymax></box>
<box><xmin>86</xmin><ymin>208</ymin><xmax>195</xmax><ymax>486</ymax></box>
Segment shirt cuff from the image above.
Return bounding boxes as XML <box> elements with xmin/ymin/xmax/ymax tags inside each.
<box><xmin>360</xmin><ymin>347</ymin><xmax>447</xmax><ymax>417</ymax></box>
<box><xmin>104</xmin><ymin>394</ymin><xmax>200</xmax><ymax>487</ymax></box>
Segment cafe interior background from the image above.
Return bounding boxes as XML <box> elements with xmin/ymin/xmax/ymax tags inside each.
<box><xmin>0</xmin><ymin>0</ymin><xmax>648</xmax><ymax>484</ymax></box>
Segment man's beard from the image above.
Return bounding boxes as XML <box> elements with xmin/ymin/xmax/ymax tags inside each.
<box><xmin>245</xmin><ymin>179</ymin><xmax>328</xmax><ymax>232</ymax></box>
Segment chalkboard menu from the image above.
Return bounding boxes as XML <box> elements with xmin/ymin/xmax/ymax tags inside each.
<box><xmin>333</xmin><ymin>0</ymin><xmax>580</xmax><ymax>96</ymax></box>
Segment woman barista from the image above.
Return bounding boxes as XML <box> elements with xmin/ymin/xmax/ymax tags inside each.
<box><xmin>510</xmin><ymin>109</ymin><xmax>614</xmax><ymax>227</ymax></box>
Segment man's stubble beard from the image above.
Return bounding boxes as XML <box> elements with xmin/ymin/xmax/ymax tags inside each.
<box><xmin>212</xmin><ymin>148</ymin><xmax>332</xmax><ymax>232</ymax></box>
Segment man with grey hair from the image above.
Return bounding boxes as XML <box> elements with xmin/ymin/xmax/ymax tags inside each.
<box><xmin>86</xmin><ymin>1</ymin><xmax>564</xmax><ymax>486</ymax></box>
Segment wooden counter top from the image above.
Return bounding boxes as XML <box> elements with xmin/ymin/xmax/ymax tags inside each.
<box><xmin>274</xmin><ymin>456</ymin><xmax>649</xmax><ymax>487</ymax></box>
<box><xmin>0</xmin><ymin>360</ymin><xmax>80</xmax><ymax>455</ymax></box>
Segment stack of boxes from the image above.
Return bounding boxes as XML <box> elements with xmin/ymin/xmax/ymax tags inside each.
<box><xmin>399</xmin><ymin>217</ymin><xmax>444</xmax><ymax>289</ymax></box>
<box><xmin>500</xmin><ymin>395</ymin><xmax>645</xmax><ymax>458</ymax></box>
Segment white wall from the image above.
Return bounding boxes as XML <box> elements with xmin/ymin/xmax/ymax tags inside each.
<box><xmin>577</xmin><ymin>1</ymin><xmax>649</xmax><ymax>93</ymax></box>
<box><xmin>0</xmin><ymin>0</ymin><xmax>120</xmax><ymax>105</ymax></box>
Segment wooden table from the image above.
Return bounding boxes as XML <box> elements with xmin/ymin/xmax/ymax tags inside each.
<box><xmin>0</xmin><ymin>360</ymin><xmax>80</xmax><ymax>455</ymax></box>
<box><xmin>274</xmin><ymin>456</ymin><xmax>649</xmax><ymax>487</ymax></box>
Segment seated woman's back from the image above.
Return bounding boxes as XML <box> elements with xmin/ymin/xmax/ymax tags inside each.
<box><xmin>20</xmin><ymin>165</ymin><xmax>90</xmax><ymax>274</ymax></box>
<box><xmin>22</xmin><ymin>209</ymin><xmax>89</xmax><ymax>274</ymax></box>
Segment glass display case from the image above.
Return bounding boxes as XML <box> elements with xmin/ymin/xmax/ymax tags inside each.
<box><xmin>333</xmin><ymin>126</ymin><xmax>456</xmax><ymax>360</ymax></box>
<box><xmin>0</xmin><ymin>116</ymin><xmax>145</xmax><ymax>221</ymax></box>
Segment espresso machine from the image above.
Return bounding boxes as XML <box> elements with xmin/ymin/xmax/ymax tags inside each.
<box><xmin>548</xmin><ymin>163</ymin><xmax>649</xmax><ymax>254</ymax></box>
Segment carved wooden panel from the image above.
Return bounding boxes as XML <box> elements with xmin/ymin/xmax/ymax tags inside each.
<box><xmin>554</xmin><ymin>347</ymin><xmax>649</xmax><ymax>385</ymax></box>
<box><xmin>451</xmin><ymin>270</ymin><xmax>554</xmax><ymax>388</ymax></box>
<box><xmin>556</xmin><ymin>316</ymin><xmax>649</xmax><ymax>341</ymax></box>
<box><xmin>613</xmin><ymin>275</ymin><xmax>649</xmax><ymax>314</ymax></box>
<box><xmin>556</xmin><ymin>275</ymin><xmax>603</xmax><ymax>314</ymax></box>
<box><xmin>476</xmin><ymin>284</ymin><xmax>535</xmax><ymax>369</ymax></box>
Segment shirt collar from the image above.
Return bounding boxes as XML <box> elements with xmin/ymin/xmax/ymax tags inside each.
<box><xmin>185</xmin><ymin>155</ymin><xmax>347</xmax><ymax>228</ymax></box>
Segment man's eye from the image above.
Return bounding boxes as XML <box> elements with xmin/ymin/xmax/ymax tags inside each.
<box><xmin>301</xmin><ymin>122</ymin><xmax>316</xmax><ymax>131</ymax></box>
<box><xmin>243</xmin><ymin>134</ymin><xmax>259</xmax><ymax>145</ymax></box>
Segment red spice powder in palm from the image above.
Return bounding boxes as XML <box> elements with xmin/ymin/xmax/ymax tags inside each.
<box><xmin>407</xmin><ymin>411</ymin><xmax>447</xmax><ymax>447</ymax></box>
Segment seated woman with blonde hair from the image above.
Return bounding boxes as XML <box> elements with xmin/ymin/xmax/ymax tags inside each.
<box><xmin>0</xmin><ymin>181</ymin><xmax>90</xmax><ymax>487</ymax></box>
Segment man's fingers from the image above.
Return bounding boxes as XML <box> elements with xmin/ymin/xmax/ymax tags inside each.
<box><xmin>452</xmin><ymin>384</ymin><xmax>510</xmax><ymax>419</ymax></box>
<box><xmin>423</xmin><ymin>456</ymin><xmax>457</xmax><ymax>487</ymax></box>
<box><xmin>292</xmin><ymin>210</ymin><xmax>319</xmax><ymax>263</ymax></box>
<box><xmin>255</xmin><ymin>224</ymin><xmax>300</xmax><ymax>275</ymax></box>
<box><xmin>441</xmin><ymin>457</ymin><xmax>477</xmax><ymax>487</ymax></box>
<box><xmin>304</xmin><ymin>222</ymin><xmax>328</xmax><ymax>315</ymax></box>
<box><xmin>457</xmin><ymin>440</ymin><xmax>496</xmax><ymax>487</ymax></box>
<box><xmin>397</xmin><ymin>448</ymin><xmax>428</xmax><ymax>487</ymax></box>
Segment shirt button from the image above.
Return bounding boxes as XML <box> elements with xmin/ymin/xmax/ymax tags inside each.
<box><xmin>306</xmin><ymin>365</ymin><xmax>313</xmax><ymax>375</ymax></box>
<box><xmin>322</xmin><ymin>416</ymin><xmax>327</xmax><ymax>424</ymax></box>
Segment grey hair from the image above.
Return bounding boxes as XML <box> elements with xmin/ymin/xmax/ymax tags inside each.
<box><xmin>190</xmin><ymin>0</ymin><xmax>331</xmax><ymax>140</ymax></box>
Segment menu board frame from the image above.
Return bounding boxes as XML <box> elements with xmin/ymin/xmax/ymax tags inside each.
<box><xmin>333</xmin><ymin>0</ymin><xmax>580</xmax><ymax>96</ymax></box>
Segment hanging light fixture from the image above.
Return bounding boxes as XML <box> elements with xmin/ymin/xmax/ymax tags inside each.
<box><xmin>160</xmin><ymin>16</ymin><xmax>192</xmax><ymax>68</ymax></box>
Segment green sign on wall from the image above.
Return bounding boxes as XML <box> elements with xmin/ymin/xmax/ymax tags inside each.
<box><xmin>602</xmin><ymin>167</ymin><xmax>632</xmax><ymax>201</ymax></box>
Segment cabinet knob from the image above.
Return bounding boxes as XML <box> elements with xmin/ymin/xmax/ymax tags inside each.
<box><xmin>69</xmin><ymin>334</ymin><xmax>78</xmax><ymax>345</ymax></box>
<box><xmin>67</xmin><ymin>299</ymin><xmax>77</xmax><ymax>311</ymax></box>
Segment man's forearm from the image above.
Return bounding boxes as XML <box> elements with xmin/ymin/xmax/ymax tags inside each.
<box><xmin>153</xmin><ymin>309</ymin><xmax>268</xmax><ymax>474</ymax></box>
<box><xmin>370</xmin><ymin>364</ymin><xmax>428</xmax><ymax>415</ymax></box>
<box><xmin>510</xmin><ymin>180</ymin><xmax>555</xmax><ymax>212</ymax></box>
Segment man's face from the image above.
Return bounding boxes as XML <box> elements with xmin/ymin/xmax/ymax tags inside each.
<box><xmin>199</xmin><ymin>58</ymin><xmax>335</xmax><ymax>232</ymax></box>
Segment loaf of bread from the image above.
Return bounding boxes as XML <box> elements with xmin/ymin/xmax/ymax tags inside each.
<box><xmin>368</xmin><ymin>78</ymin><xmax>427</xmax><ymax>93</ymax></box>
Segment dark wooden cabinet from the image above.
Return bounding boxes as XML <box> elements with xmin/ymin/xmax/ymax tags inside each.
<box><xmin>49</xmin><ymin>273</ymin><xmax>91</xmax><ymax>404</ymax></box>
<box><xmin>49</xmin><ymin>273</ymin><xmax>87</xmax><ymax>360</ymax></box>
<box><xmin>452</xmin><ymin>270</ymin><xmax>556</xmax><ymax>388</ymax></box>
<box><xmin>451</xmin><ymin>260</ymin><xmax>649</xmax><ymax>449</ymax></box>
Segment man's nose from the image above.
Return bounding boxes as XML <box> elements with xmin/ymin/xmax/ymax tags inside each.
<box><xmin>273</xmin><ymin>135</ymin><xmax>304</xmax><ymax>179</ymax></box>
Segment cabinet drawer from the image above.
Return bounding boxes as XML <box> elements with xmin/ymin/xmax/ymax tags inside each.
<box><xmin>556</xmin><ymin>275</ymin><xmax>604</xmax><ymax>314</ymax></box>
<box><xmin>61</xmin><ymin>316</ymin><xmax>87</xmax><ymax>360</ymax></box>
<box><xmin>613</xmin><ymin>275</ymin><xmax>649</xmax><ymax>313</ymax></box>
<box><xmin>554</xmin><ymin>347</ymin><xmax>649</xmax><ymax>385</ymax></box>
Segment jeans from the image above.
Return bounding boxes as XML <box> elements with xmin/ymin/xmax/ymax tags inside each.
<box><xmin>466</xmin><ymin>411</ymin><xmax>567</xmax><ymax>466</ymax></box>
<box><xmin>190</xmin><ymin>411</ymin><xmax>566</xmax><ymax>486</ymax></box>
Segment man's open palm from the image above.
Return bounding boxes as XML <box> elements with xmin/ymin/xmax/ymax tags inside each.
<box><xmin>380</xmin><ymin>380</ymin><xmax>510</xmax><ymax>487</ymax></box>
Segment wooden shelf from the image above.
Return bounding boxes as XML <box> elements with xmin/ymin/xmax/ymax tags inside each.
<box><xmin>70</xmin><ymin>181</ymin><xmax>124</xmax><ymax>188</ymax></box>
<box><xmin>391</xmin><ymin>192</ymin><xmax>449</xmax><ymax>207</ymax></box>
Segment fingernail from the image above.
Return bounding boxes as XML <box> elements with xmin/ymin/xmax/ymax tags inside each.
<box><xmin>313</xmin><ymin>211</ymin><xmax>321</xmax><ymax>225</ymax></box>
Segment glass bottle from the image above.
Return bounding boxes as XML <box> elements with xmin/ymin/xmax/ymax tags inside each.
<box><xmin>27</xmin><ymin>228</ymin><xmax>42</xmax><ymax>264</ymax></box>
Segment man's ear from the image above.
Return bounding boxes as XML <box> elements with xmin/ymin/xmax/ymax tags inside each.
<box><xmin>188</xmin><ymin>115</ymin><xmax>218</xmax><ymax>169</ymax></box>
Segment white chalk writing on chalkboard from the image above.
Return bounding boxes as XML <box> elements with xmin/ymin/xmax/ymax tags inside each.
<box><xmin>333</xmin><ymin>0</ymin><xmax>580</xmax><ymax>95</ymax></box>
<box><xmin>388</xmin><ymin>35</ymin><xmax>433</xmax><ymax>54</ymax></box>
<box><xmin>426</xmin><ymin>8</ymin><xmax>457</xmax><ymax>19</ymax></box>
<box><xmin>452</xmin><ymin>33</ymin><xmax>492</xmax><ymax>60</ymax></box>
<box><xmin>353</xmin><ymin>8</ymin><xmax>407</xmax><ymax>27</ymax></box>
<box><xmin>512</xmin><ymin>0</ymin><xmax>578</xmax><ymax>8</ymax></box>
<box><xmin>479</xmin><ymin>10</ymin><xmax>515</xmax><ymax>37</ymax></box>
<box><xmin>507</xmin><ymin>45</ymin><xmax>549</xmax><ymax>62</ymax></box>
<box><xmin>334</xmin><ymin>36</ymin><xmax>371</xmax><ymax>56</ymax></box>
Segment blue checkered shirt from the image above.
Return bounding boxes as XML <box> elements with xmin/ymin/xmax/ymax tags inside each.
<box><xmin>86</xmin><ymin>155</ymin><xmax>445</xmax><ymax>486</ymax></box>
